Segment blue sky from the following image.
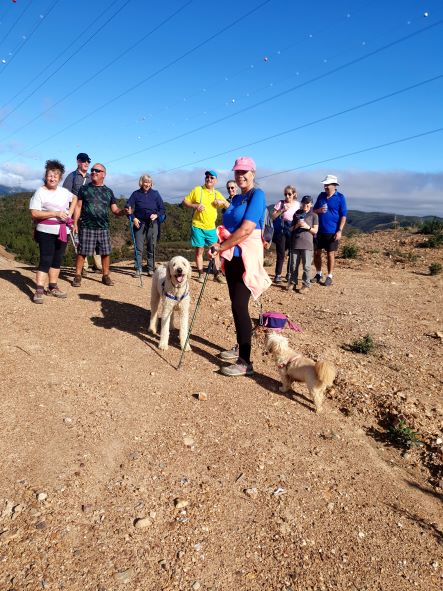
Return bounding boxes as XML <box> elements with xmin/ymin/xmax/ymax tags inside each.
<box><xmin>0</xmin><ymin>0</ymin><xmax>442</xmax><ymax>215</ymax></box>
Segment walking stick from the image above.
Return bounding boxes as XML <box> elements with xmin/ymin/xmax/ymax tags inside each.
<box><xmin>128</xmin><ymin>214</ymin><xmax>143</xmax><ymax>288</ymax></box>
<box><xmin>69</xmin><ymin>230</ymin><xmax>78</xmax><ymax>254</ymax></box>
<box><xmin>287</xmin><ymin>244</ymin><xmax>293</xmax><ymax>290</ymax></box>
<box><xmin>177</xmin><ymin>257</ymin><xmax>215</xmax><ymax>369</ymax></box>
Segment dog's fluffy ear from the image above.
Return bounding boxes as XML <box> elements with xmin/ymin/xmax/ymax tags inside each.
<box><xmin>186</xmin><ymin>260</ymin><xmax>192</xmax><ymax>283</ymax></box>
<box><xmin>166</xmin><ymin>261</ymin><xmax>172</xmax><ymax>281</ymax></box>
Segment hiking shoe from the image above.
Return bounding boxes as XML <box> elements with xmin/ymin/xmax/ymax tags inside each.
<box><xmin>313</xmin><ymin>273</ymin><xmax>322</xmax><ymax>284</ymax></box>
<box><xmin>102</xmin><ymin>274</ymin><xmax>114</xmax><ymax>286</ymax></box>
<box><xmin>72</xmin><ymin>274</ymin><xmax>82</xmax><ymax>287</ymax></box>
<box><xmin>274</xmin><ymin>275</ymin><xmax>283</xmax><ymax>284</ymax></box>
<box><xmin>48</xmin><ymin>286</ymin><xmax>67</xmax><ymax>298</ymax></box>
<box><xmin>33</xmin><ymin>290</ymin><xmax>44</xmax><ymax>304</ymax></box>
<box><xmin>197</xmin><ymin>273</ymin><xmax>205</xmax><ymax>283</ymax></box>
<box><xmin>324</xmin><ymin>276</ymin><xmax>333</xmax><ymax>287</ymax></box>
<box><xmin>147</xmin><ymin>270</ymin><xmax>154</xmax><ymax>277</ymax></box>
<box><xmin>286</xmin><ymin>282</ymin><xmax>296</xmax><ymax>291</ymax></box>
<box><xmin>219</xmin><ymin>344</ymin><xmax>239</xmax><ymax>361</ymax></box>
<box><xmin>133</xmin><ymin>269</ymin><xmax>141</xmax><ymax>278</ymax></box>
<box><xmin>220</xmin><ymin>359</ymin><xmax>254</xmax><ymax>377</ymax></box>
<box><xmin>214</xmin><ymin>273</ymin><xmax>227</xmax><ymax>284</ymax></box>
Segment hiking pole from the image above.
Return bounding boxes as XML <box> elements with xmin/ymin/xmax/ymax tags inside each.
<box><xmin>287</xmin><ymin>245</ymin><xmax>293</xmax><ymax>290</ymax></box>
<box><xmin>128</xmin><ymin>214</ymin><xmax>143</xmax><ymax>288</ymax></box>
<box><xmin>150</xmin><ymin>219</ymin><xmax>156</xmax><ymax>274</ymax></box>
<box><xmin>69</xmin><ymin>230</ymin><xmax>78</xmax><ymax>254</ymax></box>
<box><xmin>177</xmin><ymin>256</ymin><xmax>215</xmax><ymax>369</ymax></box>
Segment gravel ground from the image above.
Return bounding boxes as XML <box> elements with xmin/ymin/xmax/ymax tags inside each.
<box><xmin>0</xmin><ymin>229</ymin><xmax>442</xmax><ymax>591</ymax></box>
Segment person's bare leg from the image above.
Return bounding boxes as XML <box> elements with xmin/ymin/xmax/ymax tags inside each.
<box><xmin>35</xmin><ymin>270</ymin><xmax>48</xmax><ymax>289</ymax></box>
<box><xmin>195</xmin><ymin>247</ymin><xmax>204</xmax><ymax>273</ymax></box>
<box><xmin>314</xmin><ymin>249</ymin><xmax>322</xmax><ymax>274</ymax></box>
<box><xmin>327</xmin><ymin>251</ymin><xmax>335</xmax><ymax>275</ymax></box>
<box><xmin>101</xmin><ymin>255</ymin><xmax>110</xmax><ymax>277</ymax></box>
<box><xmin>75</xmin><ymin>255</ymin><xmax>86</xmax><ymax>275</ymax></box>
<box><xmin>48</xmin><ymin>267</ymin><xmax>61</xmax><ymax>285</ymax></box>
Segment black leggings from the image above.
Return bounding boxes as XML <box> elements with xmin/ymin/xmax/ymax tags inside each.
<box><xmin>224</xmin><ymin>256</ymin><xmax>252</xmax><ymax>364</ymax></box>
<box><xmin>274</xmin><ymin>231</ymin><xmax>291</xmax><ymax>276</ymax></box>
<box><xmin>35</xmin><ymin>230</ymin><xmax>67</xmax><ymax>273</ymax></box>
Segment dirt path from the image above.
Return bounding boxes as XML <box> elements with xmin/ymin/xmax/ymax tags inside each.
<box><xmin>0</xmin><ymin>230</ymin><xmax>442</xmax><ymax>590</ymax></box>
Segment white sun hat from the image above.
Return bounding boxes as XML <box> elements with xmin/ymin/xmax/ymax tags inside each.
<box><xmin>321</xmin><ymin>174</ymin><xmax>339</xmax><ymax>185</ymax></box>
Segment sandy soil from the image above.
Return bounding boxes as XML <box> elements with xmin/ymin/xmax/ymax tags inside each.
<box><xmin>0</xmin><ymin>229</ymin><xmax>442</xmax><ymax>591</ymax></box>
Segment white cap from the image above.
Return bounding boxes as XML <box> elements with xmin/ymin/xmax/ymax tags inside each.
<box><xmin>321</xmin><ymin>174</ymin><xmax>339</xmax><ymax>186</ymax></box>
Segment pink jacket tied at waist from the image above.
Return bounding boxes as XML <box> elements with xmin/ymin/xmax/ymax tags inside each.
<box><xmin>38</xmin><ymin>217</ymin><xmax>74</xmax><ymax>242</ymax></box>
<box><xmin>217</xmin><ymin>225</ymin><xmax>271</xmax><ymax>300</ymax></box>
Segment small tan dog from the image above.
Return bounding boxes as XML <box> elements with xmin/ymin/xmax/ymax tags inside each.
<box><xmin>266</xmin><ymin>332</ymin><xmax>336</xmax><ymax>413</ymax></box>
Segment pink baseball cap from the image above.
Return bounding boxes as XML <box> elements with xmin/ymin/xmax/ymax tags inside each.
<box><xmin>232</xmin><ymin>156</ymin><xmax>256</xmax><ymax>171</ymax></box>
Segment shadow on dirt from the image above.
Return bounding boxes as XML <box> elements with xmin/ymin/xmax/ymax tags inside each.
<box><xmin>0</xmin><ymin>268</ymin><xmax>35</xmax><ymax>299</ymax></box>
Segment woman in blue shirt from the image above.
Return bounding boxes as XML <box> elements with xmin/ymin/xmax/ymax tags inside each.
<box><xmin>209</xmin><ymin>156</ymin><xmax>270</xmax><ymax>377</ymax></box>
<box><xmin>126</xmin><ymin>175</ymin><xmax>166</xmax><ymax>276</ymax></box>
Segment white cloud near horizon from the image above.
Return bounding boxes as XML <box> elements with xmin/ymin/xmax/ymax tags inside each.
<box><xmin>1</xmin><ymin>164</ymin><xmax>442</xmax><ymax>217</ymax></box>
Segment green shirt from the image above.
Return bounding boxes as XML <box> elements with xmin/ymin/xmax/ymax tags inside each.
<box><xmin>78</xmin><ymin>184</ymin><xmax>117</xmax><ymax>230</ymax></box>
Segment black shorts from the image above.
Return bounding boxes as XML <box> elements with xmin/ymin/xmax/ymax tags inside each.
<box><xmin>315</xmin><ymin>233</ymin><xmax>339</xmax><ymax>252</ymax></box>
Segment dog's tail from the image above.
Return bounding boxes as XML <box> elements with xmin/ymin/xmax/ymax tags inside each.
<box><xmin>314</xmin><ymin>361</ymin><xmax>336</xmax><ymax>388</ymax></box>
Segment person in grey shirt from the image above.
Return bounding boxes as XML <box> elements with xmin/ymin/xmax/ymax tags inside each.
<box><xmin>63</xmin><ymin>152</ymin><xmax>102</xmax><ymax>273</ymax></box>
<box><xmin>288</xmin><ymin>195</ymin><xmax>319</xmax><ymax>293</ymax></box>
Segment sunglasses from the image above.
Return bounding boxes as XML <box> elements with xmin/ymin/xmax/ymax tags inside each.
<box><xmin>227</xmin><ymin>186</ymin><xmax>236</xmax><ymax>190</ymax></box>
<box><xmin>91</xmin><ymin>168</ymin><xmax>104</xmax><ymax>173</ymax></box>
<box><xmin>284</xmin><ymin>192</ymin><xmax>294</xmax><ymax>196</ymax></box>
<box><xmin>205</xmin><ymin>175</ymin><xmax>216</xmax><ymax>179</ymax></box>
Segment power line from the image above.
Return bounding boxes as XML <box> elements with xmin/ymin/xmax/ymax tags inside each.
<box><xmin>106</xmin><ymin>17</ymin><xmax>443</xmax><ymax>165</ymax></box>
<box><xmin>0</xmin><ymin>0</ymin><xmax>272</xmax><ymax>152</ymax></box>
<box><xmin>0</xmin><ymin>0</ymin><xmax>135</xmax><ymax>124</ymax></box>
<box><xmin>256</xmin><ymin>127</ymin><xmax>443</xmax><ymax>180</ymax></box>
<box><xmin>0</xmin><ymin>0</ymin><xmax>61</xmax><ymax>76</ymax></box>
<box><xmin>0</xmin><ymin>0</ymin><xmax>33</xmax><ymax>51</ymax></box>
<box><xmin>1</xmin><ymin>0</ymin><xmax>124</xmax><ymax>111</ymax></box>
<box><xmin>150</xmin><ymin>73</ymin><xmax>443</xmax><ymax>175</ymax></box>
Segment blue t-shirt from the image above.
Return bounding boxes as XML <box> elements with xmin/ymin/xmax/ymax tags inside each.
<box><xmin>313</xmin><ymin>190</ymin><xmax>347</xmax><ymax>234</ymax></box>
<box><xmin>223</xmin><ymin>187</ymin><xmax>266</xmax><ymax>256</ymax></box>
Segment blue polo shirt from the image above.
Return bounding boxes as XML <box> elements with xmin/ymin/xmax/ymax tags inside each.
<box><xmin>314</xmin><ymin>190</ymin><xmax>347</xmax><ymax>234</ymax></box>
<box><xmin>223</xmin><ymin>187</ymin><xmax>266</xmax><ymax>256</ymax></box>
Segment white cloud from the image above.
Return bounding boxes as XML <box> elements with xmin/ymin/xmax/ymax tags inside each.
<box><xmin>1</xmin><ymin>163</ymin><xmax>442</xmax><ymax>217</ymax></box>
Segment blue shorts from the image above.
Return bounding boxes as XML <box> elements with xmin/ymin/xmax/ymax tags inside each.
<box><xmin>191</xmin><ymin>226</ymin><xmax>217</xmax><ymax>247</ymax></box>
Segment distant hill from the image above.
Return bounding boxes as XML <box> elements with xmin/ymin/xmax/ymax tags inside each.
<box><xmin>0</xmin><ymin>184</ymin><xmax>28</xmax><ymax>195</ymax></box>
<box><xmin>345</xmin><ymin>210</ymin><xmax>442</xmax><ymax>233</ymax></box>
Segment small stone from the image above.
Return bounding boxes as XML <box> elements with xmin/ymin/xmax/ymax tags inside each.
<box><xmin>134</xmin><ymin>517</ymin><xmax>151</xmax><ymax>529</ymax></box>
<box><xmin>197</xmin><ymin>392</ymin><xmax>208</xmax><ymax>401</ymax></box>
<box><xmin>35</xmin><ymin>521</ymin><xmax>47</xmax><ymax>530</ymax></box>
<box><xmin>37</xmin><ymin>492</ymin><xmax>47</xmax><ymax>502</ymax></box>
<box><xmin>174</xmin><ymin>498</ymin><xmax>189</xmax><ymax>509</ymax></box>
<box><xmin>436</xmin><ymin>438</ymin><xmax>442</xmax><ymax>445</ymax></box>
<box><xmin>114</xmin><ymin>568</ymin><xmax>134</xmax><ymax>584</ymax></box>
<box><xmin>244</xmin><ymin>487</ymin><xmax>258</xmax><ymax>499</ymax></box>
<box><xmin>431</xmin><ymin>560</ymin><xmax>439</xmax><ymax>570</ymax></box>
<box><xmin>183</xmin><ymin>436</ymin><xmax>195</xmax><ymax>447</ymax></box>
<box><xmin>358</xmin><ymin>531</ymin><xmax>365</xmax><ymax>539</ymax></box>
<box><xmin>327</xmin><ymin>502</ymin><xmax>335</xmax><ymax>512</ymax></box>
<box><xmin>192</xmin><ymin>582</ymin><xmax>201</xmax><ymax>591</ymax></box>
<box><xmin>82</xmin><ymin>504</ymin><xmax>93</xmax><ymax>514</ymax></box>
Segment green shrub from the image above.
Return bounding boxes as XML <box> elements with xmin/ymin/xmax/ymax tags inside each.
<box><xmin>419</xmin><ymin>218</ymin><xmax>443</xmax><ymax>235</ymax></box>
<box><xmin>388</xmin><ymin>419</ymin><xmax>421</xmax><ymax>449</ymax></box>
<box><xmin>348</xmin><ymin>334</ymin><xmax>375</xmax><ymax>354</ymax></box>
<box><xmin>429</xmin><ymin>262</ymin><xmax>442</xmax><ymax>275</ymax></box>
<box><xmin>341</xmin><ymin>243</ymin><xmax>359</xmax><ymax>259</ymax></box>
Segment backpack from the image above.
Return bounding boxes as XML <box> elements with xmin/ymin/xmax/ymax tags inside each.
<box><xmin>259</xmin><ymin>311</ymin><xmax>303</xmax><ymax>332</ymax></box>
<box><xmin>262</xmin><ymin>207</ymin><xmax>274</xmax><ymax>243</ymax></box>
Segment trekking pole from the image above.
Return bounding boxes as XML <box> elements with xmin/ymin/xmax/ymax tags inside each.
<box><xmin>69</xmin><ymin>230</ymin><xmax>78</xmax><ymax>254</ymax></box>
<box><xmin>287</xmin><ymin>245</ymin><xmax>293</xmax><ymax>290</ymax></box>
<box><xmin>177</xmin><ymin>256</ymin><xmax>215</xmax><ymax>369</ymax></box>
<box><xmin>150</xmin><ymin>219</ymin><xmax>156</xmax><ymax>274</ymax></box>
<box><xmin>128</xmin><ymin>214</ymin><xmax>143</xmax><ymax>288</ymax></box>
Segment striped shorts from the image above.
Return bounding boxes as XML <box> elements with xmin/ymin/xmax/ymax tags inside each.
<box><xmin>78</xmin><ymin>228</ymin><xmax>112</xmax><ymax>256</ymax></box>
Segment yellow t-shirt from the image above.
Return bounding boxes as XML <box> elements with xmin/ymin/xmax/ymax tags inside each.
<box><xmin>184</xmin><ymin>185</ymin><xmax>229</xmax><ymax>230</ymax></box>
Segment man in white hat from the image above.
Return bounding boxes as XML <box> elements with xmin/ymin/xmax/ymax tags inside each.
<box><xmin>312</xmin><ymin>174</ymin><xmax>347</xmax><ymax>286</ymax></box>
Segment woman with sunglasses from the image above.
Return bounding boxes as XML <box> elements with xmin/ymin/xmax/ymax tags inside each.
<box><xmin>209</xmin><ymin>157</ymin><xmax>271</xmax><ymax>377</ymax></box>
<box><xmin>271</xmin><ymin>185</ymin><xmax>300</xmax><ymax>283</ymax></box>
<box><xmin>225</xmin><ymin>179</ymin><xmax>237</xmax><ymax>203</ymax></box>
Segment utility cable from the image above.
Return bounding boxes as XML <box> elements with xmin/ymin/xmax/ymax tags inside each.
<box><xmin>150</xmin><ymin>73</ymin><xmax>443</xmax><ymax>175</ymax></box>
<box><xmin>0</xmin><ymin>0</ymin><xmax>33</xmax><ymax>51</ymax></box>
<box><xmin>0</xmin><ymin>0</ymin><xmax>272</xmax><ymax>151</ymax></box>
<box><xmin>106</xmin><ymin>17</ymin><xmax>443</xmax><ymax>165</ymax></box>
<box><xmin>256</xmin><ymin>127</ymin><xmax>443</xmax><ymax>180</ymax></box>
<box><xmin>1</xmin><ymin>0</ymin><xmax>123</xmax><ymax>111</ymax></box>
<box><xmin>0</xmin><ymin>0</ymin><xmax>61</xmax><ymax>76</ymax></box>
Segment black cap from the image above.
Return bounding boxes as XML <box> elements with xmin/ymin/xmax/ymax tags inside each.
<box><xmin>301</xmin><ymin>195</ymin><xmax>313</xmax><ymax>204</ymax></box>
<box><xmin>77</xmin><ymin>152</ymin><xmax>91</xmax><ymax>163</ymax></box>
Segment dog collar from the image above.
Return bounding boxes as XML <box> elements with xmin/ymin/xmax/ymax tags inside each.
<box><xmin>165</xmin><ymin>290</ymin><xmax>189</xmax><ymax>302</ymax></box>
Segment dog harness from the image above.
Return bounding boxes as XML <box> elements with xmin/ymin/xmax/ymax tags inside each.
<box><xmin>278</xmin><ymin>353</ymin><xmax>302</xmax><ymax>369</ymax></box>
<box><xmin>161</xmin><ymin>279</ymin><xmax>189</xmax><ymax>302</ymax></box>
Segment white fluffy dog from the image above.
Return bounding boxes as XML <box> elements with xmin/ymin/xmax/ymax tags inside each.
<box><xmin>149</xmin><ymin>256</ymin><xmax>192</xmax><ymax>351</ymax></box>
<box><xmin>266</xmin><ymin>332</ymin><xmax>336</xmax><ymax>413</ymax></box>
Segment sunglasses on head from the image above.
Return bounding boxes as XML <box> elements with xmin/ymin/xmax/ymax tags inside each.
<box><xmin>91</xmin><ymin>168</ymin><xmax>104</xmax><ymax>173</ymax></box>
